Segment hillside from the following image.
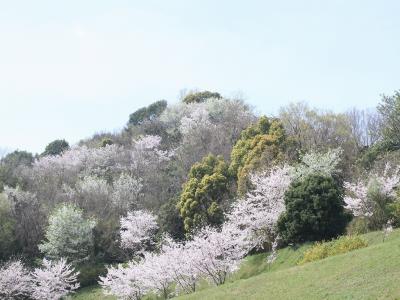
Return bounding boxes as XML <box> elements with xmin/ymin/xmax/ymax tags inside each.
<box><xmin>177</xmin><ymin>230</ymin><xmax>400</xmax><ymax>300</ymax></box>
<box><xmin>73</xmin><ymin>230</ymin><xmax>400</xmax><ymax>299</ymax></box>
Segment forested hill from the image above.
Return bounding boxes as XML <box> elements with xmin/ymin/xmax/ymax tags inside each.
<box><xmin>1</xmin><ymin>90</ymin><xmax>400</xmax><ymax>299</ymax></box>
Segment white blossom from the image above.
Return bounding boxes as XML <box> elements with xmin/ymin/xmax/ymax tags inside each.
<box><xmin>186</xmin><ymin>226</ymin><xmax>248</xmax><ymax>286</ymax></box>
<box><xmin>226</xmin><ymin>166</ymin><xmax>293</xmax><ymax>250</ymax></box>
<box><xmin>0</xmin><ymin>260</ymin><xmax>32</xmax><ymax>299</ymax></box>
<box><xmin>120</xmin><ymin>210</ymin><xmax>158</xmax><ymax>254</ymax></box>
<box><xmin>112</xmin><ymin>173</ymin><xmax>143</xmax><ymax>211</ymax></box>
<box><xmin>293</xmin><ymin>148</ymin><xmax>342</xmax><ymax>180</ymax></box>
<box><xmin>180</xmin><ymin>104</ymin><xmax>212</xmax><ymax>136</ymax></box>
<box><xmin>31</xmin><ymin>258</ymin><xmax>79</xmax><ymax>300</ymax></box>
<box><xmin>344</xmin><ymin>164</ymin><xmax>400</xmax><ymax>217</ymax></box>
<box><xmin>99</xmin><ymin>261</ymin><xmax>149</xmax><ymax>300</ymax></box>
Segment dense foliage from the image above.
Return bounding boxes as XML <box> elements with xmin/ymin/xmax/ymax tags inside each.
<box><xmin>278</xmin><ymin>175</ymin><xmax>350</xmax><ymax>244</ymax></box>
<box><xmin>229</xmin><ymin>116</ymin><xmax>287</xmax><ymax>194</ymax></box>
<box><xmin>42</xmin><ymin>139</ymin><xmax>70</xmax><ymax>156</ymax></box>
<box><xmin>182</xmin><ymin>90</ymin><xmax>222</xmax><ymax>104</ymax></box>
<box><xmin>178</xmin><ymin>154</ymin><xmax>232</xmax><ymax>233</ymax></box>
<box><xmin>128</xmin><ymin>100</ymin><xmax>168</xmax><ymax>126</ymax></box>
<box><xmin>299</xmin><ymin>235</ymin><xmax>368</xmax><ymax>265</ymax></box>
<box><xmin>39</xmin><ymin>204</ymin><xmax>96</xmax><ymax>264</ymax></box>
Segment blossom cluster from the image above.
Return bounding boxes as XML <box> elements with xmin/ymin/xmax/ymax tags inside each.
<box><xmin>0</xmin><ymin>258</ymin><xmax>79</xmax><ymax>300</ymax></box>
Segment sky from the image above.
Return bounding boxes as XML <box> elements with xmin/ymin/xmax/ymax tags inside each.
<box><xmin>0</xmin><ymin>0</ymin><xmax>399</xmax><ymax>154</ymax></box>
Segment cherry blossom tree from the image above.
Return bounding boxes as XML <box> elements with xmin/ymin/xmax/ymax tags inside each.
<box><xmin>225</xmin><ymin>165</ymin><xmax>293</xmax><ymax>251</ymax></box>
<box><xmin>186</xmin><ymin>225</ymin><xmax>248</xmax><ymax>286</ymax></box>
<box><xmin>112</xmin><ymin>173</ymin><xmax>143</xmax><ymax>211</ymax></box>
<box><xmin>120</xmin><ymin>210</ymin><xmax>158</xmax><ymax>255</ymax></box>
<box><xmin>158</xmin><ymin>237</ymin><xmax>200</xmax><ymax>294</ymax></box>
<box><xmin>141</xmin><ymin>251</ymin><xmax>176</xmax><ymax>299</ymax></box>
<box><xmin>31</xmin><ymin>258</ymin><xmax>79</xmax><ymax>300</ymax></box>
<box><xmin>99</xmin><ymin>261</ymin><xmax>149</xmax><ymax>300</ymax></box>
<box><xmin>292</xmin><ymin>148</ymin><xmax>343</xmax><ymax>180</ymax></box>
<box><xmin>344</xmin><ymin>164</ymin><xmax>400</xmax><ymax>218</ymax></box>
<box><xmin>0</xmin><ymin>260</ymin><xmax>32</xmax><ymax>299</ymax></box>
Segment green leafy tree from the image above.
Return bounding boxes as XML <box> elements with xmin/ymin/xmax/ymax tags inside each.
<box><xmin>128</xmin><ymin>100</ymin><xmax>168</xmax><ymax>126</ymax></box>
<box><xmin>0</xmin><ymin>193</ymin><xmax>18</xmax><ymax>260</ymax></box>
<box><xmin>158</xmin><ymin>197</ymin><xmax>185</xmax><ymax>240</ymax></box>
<box><xmin>229</xmin><ymin>116</ymin><xmax>287</xmax><ymax>194</ymax></box>
<box><xmin>100</xmin><ymin>138</ymin><xmax>114</xmax><ymax>147</ymax></box>
<box><xmin>182</xmin><ymin>91</ymin><xmax>222</xmax><ymax>104</ymax></box>
<box><xmin>0</xmin><ymin>150</ymin><xmax>34</xmax><ymax>191</ymax></box>
<box><xmin>277</xmin><ymin>174</ymin><xmax>350</xmax><ymax>244</ymax></box>
<box><xmin>378</xmin><ymin>90</ymin><xmax>400</xmax><ymax>150</ymax></box>
<box><xmin>39</xmin><ymin>204</ymin><xmax>96</xmax><ymax>264</ymax></box>
<box><xmin>177</xmin><ymin>154</ymin><xmax>232</xmax><ymax>233</ymax></box>
<box><xmin>42</xmin><ymin>139</ymin><xmax>70</xmax><ymax>156</ymax></box>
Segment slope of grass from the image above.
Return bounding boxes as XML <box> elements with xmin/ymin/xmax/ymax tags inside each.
<box><xmin>73</xmin><ymin>229</ymin><xmax>400</xmax><ymax>300</ymax></box>
<box><xmin>179</xmin><ymin>230</ymin><xmax>400</xmax><ymax>300</ymax></box>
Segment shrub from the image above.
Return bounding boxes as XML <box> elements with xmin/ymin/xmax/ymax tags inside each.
<box><xmin>299</xmin><ymin>235</ymin><xmax>368</xmax><ymax>265</ymax></box>
<box><xmin>77</xmin><ymin>263</ymin><xmax>107</xmax><ymax>287</ymax></box>
<box><xmin>278</xmin><ymin>174</ymin><xmax>351</xmax><ymax>244</ymax></box>
<box><xmin>346</xmin><ymin>217</ymin><xmax>370</xmax><ymax>235</ymax></box>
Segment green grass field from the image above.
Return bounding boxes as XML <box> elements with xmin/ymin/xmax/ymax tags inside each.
<box><xmin>73</xmin><ymin>230</ymin><xmax>400</xmax><ymax>300</ymax></box>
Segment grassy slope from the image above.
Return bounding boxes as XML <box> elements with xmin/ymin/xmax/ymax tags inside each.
<box><xmin>73</xmin><ymin>230</ymin><xmax>400</xmax><ymax>300</ymax></box>
<box><xmin>179</xmin><ymin>230</ymin><xmax>400</xmax><ymax>300</ymax></box>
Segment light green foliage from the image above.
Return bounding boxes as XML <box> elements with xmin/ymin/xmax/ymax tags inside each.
<box><xmin>178</xmin><ymin>154</ymin><xmax>232</xmax><ymax>233</ymax></box>
<box><xmin>39</xmin><ymin>204</ymin><xmax>97</xmax><ymax>264</ymax></box>
<box><xmin>128</xmin><ymin>100</ymin><xmax>168</xmax><ymax>126</ymax></box>
<box><xmin>42</xmin><ymin>139</ymin><xmax>70</xmax><ymax>156</ymax></box>
<box><xmin>229</xmin><ymin>116</ymin><xmax>287</xmax><ymax>194</ymax></box>
<box><xmin>182</xmin><ymin>90</ymin><xmax>221</xmax><ymax>104</ymax></box>
<box><xmin>298</xmin><ymin>235</ymin><xmax>368</xmax><ymax>265</ymax></box>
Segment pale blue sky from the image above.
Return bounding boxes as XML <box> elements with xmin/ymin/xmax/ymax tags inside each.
<box><xmin>0</xmin><ymin>0</ymin><xmax>399</xmax><ymax>154</ymax></box>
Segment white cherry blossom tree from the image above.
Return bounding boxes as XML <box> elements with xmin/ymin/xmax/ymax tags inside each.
<box><xmin>120</xmin><ymin>210</ymin><xmax>158</xmax><ymax>255</ymax></box>
<box><xmin>0</xmin><ymin>260</ymin><xmax>32</xmax><ymax>300</ymax></box>
<box><xmin>31</xmin><ymin>258</ymin><xmax>79</xmax><ymax>300</ymax></box>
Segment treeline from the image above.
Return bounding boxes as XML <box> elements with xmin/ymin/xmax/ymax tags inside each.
<box><xmin>1</xmin><ymin>89</ymin><xmax>400</xmax><ymax>290</ymax></box>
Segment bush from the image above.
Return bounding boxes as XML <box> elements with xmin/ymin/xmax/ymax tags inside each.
<box><xmin>299</xmin><ymin>235</ymin><xmax>368</xmax><ymax>265</ymax></box>
<box><xmin>77</xmin><ymin>263</ymin><xmax>107</xmax><ymax>287</ymax></box>
<box><xmin>346</xmin><ymin>217</ymin><xmax>370</xmax><ymax>235</ymax></box>
<box><xmin>278</xmin><ymin>174</ymin><xmax>351</xmax><ymax>244</ymax></box>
